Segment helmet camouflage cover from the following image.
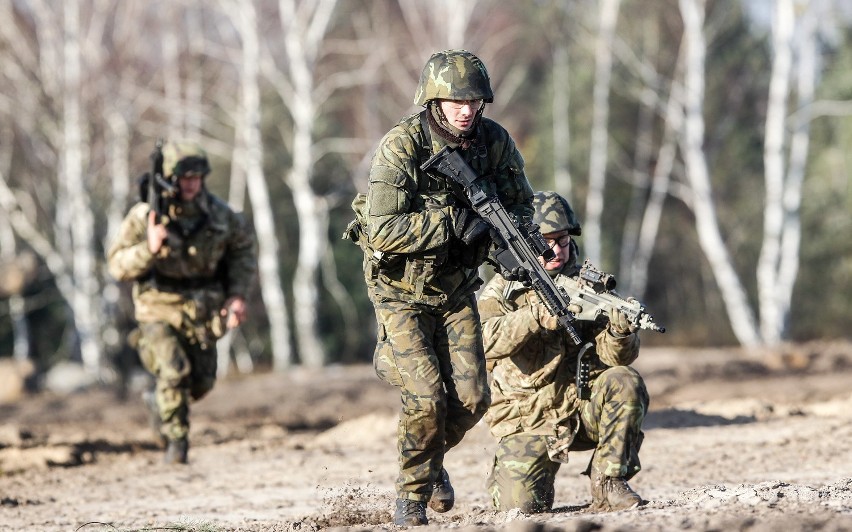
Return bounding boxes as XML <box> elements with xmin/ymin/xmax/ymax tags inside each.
<box><xmin>532</xmin><ymin>191</ymin><xmax>581</xmax><ymax>235</ymax></box>
<box><xmin>162</xmin><ymin>140</ymin><xmax>211</xmax><ymax>179</ymax></box>
<box><xmin>413</xmin><ymin>49</ymin><xmax>494</xmax><ymax>106</ymax></box>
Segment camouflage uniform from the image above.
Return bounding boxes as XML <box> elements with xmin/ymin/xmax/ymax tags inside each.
<box><xmin>352</xmin><ymin>50</ymin><xmax>534</xmax><ymax>507</ymax></box>
<box><xmin>479</xmin><ymin>192</ymin><xmax>648</xmax><ymax>513</ymax></box>
<box><xmin>107</xmin><ymin>141</ymin><xmax>256</xmax><ymax>447</ymax></box>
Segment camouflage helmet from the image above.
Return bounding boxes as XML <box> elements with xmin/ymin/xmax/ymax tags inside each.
<box><xmin>413</xmin><ymin>49</ymin><xmax>494</xmax><ymax>107</ymax></box>
<box><xmin>161</xmin><ymin>140</ymin><xmax>211</xmax><ymax>179</ymax></box>
<box><xmin>532</xmin><ymin>191</ymin><xmax>581</xmax><ymax>236</ymax></box>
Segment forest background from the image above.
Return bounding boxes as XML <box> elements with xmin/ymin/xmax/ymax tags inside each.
<box><xmin>1</xmin><ymin>0</ymin><xmax>851</xmax><ymax>391</ymax></box>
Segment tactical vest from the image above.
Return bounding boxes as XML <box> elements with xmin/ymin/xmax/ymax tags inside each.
<box><xmin>343</xmin><ymin>111</ymin><xmax>492</xmax><ymax>306</ymax></box>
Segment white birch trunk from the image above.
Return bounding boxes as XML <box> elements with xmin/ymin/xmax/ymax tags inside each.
<box><xmin>63</xmin><ymin>0</ymin><xmax>103</xmax><ymax>375</ymax></box>
<box><xmin>618</xmin><ymin>17</ymin><xmax>660</xmax><ymax>288</ymax></box>
<box><xmin>679</xmin><ymin>0</ymin><xmax>760</xmax><ymax>346</ymax></box>
<box><xmin>103</xmin><ymin>108</ymin><xmax>132</xmax><ymax>368</ymax></box>
<box><xmin>619</xmin><ymin>92</ymin><xmax>654</xmax><ymax>287</ymax></box>
<box><xmin>232</xmin><ymin>0</ymin><xmax>293</xmax><ymax>371</ymax></box>
<box><xmin>278</xmin><ymin>0</ymin><xmax>338</xmax><ymax>368</ymax></box>
<box><xmin>552</xmin><ymin>41</ymin><xmax>572</xmax><ymax>198</ymax></box>
<box><xmin>757</xmin><ymin>0</ymin><xmax>794</xmax><ymax>344</ymax></box>
<box><xmin>397</xmin><ymin>0</ymin><xmax>475</xmax><ymax>52</ymax></box>
<box><xmin>161</xmin><ymin>3</ymin><xmax>183</xmax><ymax>134</ymax></box>
<box><xmin>289</xmin><ymin>115</ymin><xmax>327</xmax><ymax>368</ymax></box>
<box><xmin>185</xmin><ymin>5</ymin><xmax>205</xmax><ymax>141</ymax></box>
<box><xmin>629</xmin><ymin>78</ymin><xmax>681</xmax><ymax>299</ymax></box>
<box><xmin>776</xmin><ymin>0</ymin><xmax>818</xmax><ymax>341</ymax></box>
<box><xmin>584</xmin><ymin>0</ymin><xmax>620</xmax><ymax>266</ymax></box>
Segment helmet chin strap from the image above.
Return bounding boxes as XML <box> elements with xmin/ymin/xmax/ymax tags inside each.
<box><xmin>428</xmin><ymin>102</ymin><xmax>484</xmax><ymax>149</ymax></box>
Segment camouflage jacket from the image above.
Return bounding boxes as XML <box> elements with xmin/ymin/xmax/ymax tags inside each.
<box><xmin>363</xmin><ymin>112</ymin><xmax>534</xmax><ymax>307</ymax></box>
<box><xmin>478</xmin><ymin>269</ymin><xmax>640</xmax><ymax>439</ymax></box>
<box><xmin>107</xmin><ymin>189</ymin><xmax>257</xmax><ymax>344</ymax></box>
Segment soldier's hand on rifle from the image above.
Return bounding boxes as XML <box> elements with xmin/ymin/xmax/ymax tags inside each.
<box><xmin>609</xmin><ymin>307</ymin><xmax>638</xmax><ymax>336</ymax></box>
<box><xmin>450</xmin><ymin>207</ymin><xmax>490</xmax><ymax>245</ymax></box>
<box><xmin>221</xmin><ymin>296</ymin><xmax>247</xmax><ymax>329</ymax></box>
<box><xmin>501</xmin><ymin>265</ymin><xmax>531</xmax><ymax>286</ymax></box>
<box><xmin>147</xmin><ymin>210</ymin><xmax>168</xmax><ymax>254</ymax></box>
<box><xmin>529</xmin><ymin>295</ymin><xmax>560</xmax><ymax>331</ymax></box>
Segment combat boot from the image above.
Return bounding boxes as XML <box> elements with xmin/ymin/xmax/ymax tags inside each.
<box><xmin>393</xmin><ymin>498</ymin><xmax>427</xmax><ymax>527</ymax></box>
<box><xmin>428</xmin><ymin>468</ymin><xmax>455</xmax><ymax>513</ymax></box>
<box><xmin>590</xmin><ymin>469</ymin><xmax>642</xmax><ymax>512</ymax></box>
<box><xmin>164</xmin><ymin>438</ymin><xmax>188</xmax><ymax>465</ymax></box>
<box><xmin>142</xmin><ymin>389</ymin><xmax>166</xmax><ymax>447</ymax></box>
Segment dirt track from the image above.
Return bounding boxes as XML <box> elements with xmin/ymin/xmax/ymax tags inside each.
<box><xmin>2</xmin><ymin>341</ymin><xmax>852</xmax><ymax>531</ymax></box>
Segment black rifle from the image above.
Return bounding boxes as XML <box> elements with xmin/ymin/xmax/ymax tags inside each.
<box><xmin>421</xmin><ymin>145</ymin><xmax>582</xmax><ymax>346</ymax></box>
<box><xmin>144</xmin><ymin>139</ymin><xmax>177</xmax><ymax>222</ymax></box>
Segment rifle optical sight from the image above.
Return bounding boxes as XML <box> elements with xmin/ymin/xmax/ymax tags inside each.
<box><xmin>579</xmin><ymin>260</ymin><xmax>617</xmax><ymax>292</ymax></box>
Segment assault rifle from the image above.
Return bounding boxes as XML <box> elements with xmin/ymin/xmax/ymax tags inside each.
<box><xmin>421</xmin><ymin>146</ymin><xmax>667</xmax><ymax>400</ymax></box>
<box><xmin>560</xmin><ymin>260</ymin><xmax>664</xmax><ymax>398</ymax></box>
<box><xmin>421</xmin><ymin>146</ymin><xmax>582</xmax><ymax>346</ymax></box>
<box><xmin>142</xmin><ymin>139</ymin><xmax>177</xmax><ymax>222</ymax></box>
<box><xmin>557</xmin><ymin>259</ymin><xmax>666</xmax><ymax>334</ymax></box>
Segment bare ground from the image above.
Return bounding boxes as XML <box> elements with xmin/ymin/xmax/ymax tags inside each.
<box><xmin>2</xmin><ymin>340</ymin><xmax>852</xmax><ymax>532</ymax></box>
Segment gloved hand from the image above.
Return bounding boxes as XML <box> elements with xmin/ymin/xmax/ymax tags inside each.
<box><xmin>609</xmin><ymin>308</ymin><xmax>638</xmax><ymax>336</ymax></box>
<box><xmin>451</xmin><ymin>208</ymin><xmax>490</xmax><ymax>245</ymax></box>
<box><xmin>500</xmin><ymin>265</ymin><xmax>531</xmax><ymax>286</ymax></box>
<box><xmin>529</xmin><ymin>295</ymin><xmax>560</xmax><ymax>331</ymax></box>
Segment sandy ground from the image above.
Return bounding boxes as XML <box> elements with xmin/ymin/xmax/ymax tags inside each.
<box><xmin>2</xmin><ymin>340</ymin><xmax>852</xmax><ymax>532</ymax></box>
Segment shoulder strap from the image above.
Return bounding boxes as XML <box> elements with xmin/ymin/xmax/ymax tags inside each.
<box><xmin>419</xmin><ymin>109</ymin><xmax>433</xmax><ymax>160</ymax></box>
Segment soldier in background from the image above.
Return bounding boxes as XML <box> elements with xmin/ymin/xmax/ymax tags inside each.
<box><xmin>347</xmin><ymin>49</ymin><xmax>535</xmax><ymax>526</ymax></box>
<box><xmin>478</xmin><ymin>191</ymin><xmax>649</xmax><ymax>513</ymax></box>
<box><xmin>107</xmin><ymin>140</ymin><xmax>256</xmax><ymax>464</ymax></box>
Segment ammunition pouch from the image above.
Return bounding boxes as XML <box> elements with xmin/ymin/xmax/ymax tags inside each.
<box><xmin>402</xmin><ymin>251</ymin><xmax>446</xmax><ymax>301</ymax></box>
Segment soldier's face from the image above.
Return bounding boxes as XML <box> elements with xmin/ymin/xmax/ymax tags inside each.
<box><xmin>439</xmin><ymin>99</ymin><xmax>483</xmax><ymax>131</ymax></box>
<box><xmin>538</xmin><ymin>231</ymin><xmax>572</xmax><ymax>271</ymax></box>
<box><xmin>178</xmin><ymin>173</ymin><xmax>203</xmax><ymax>202</ymax></box>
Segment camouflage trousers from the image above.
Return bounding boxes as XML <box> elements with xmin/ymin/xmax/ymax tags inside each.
<box><xmin>488</xmin><ymin>366</ymin><xmax>648</xmax><ymax>512</ymax></box>
<box><xmin>137</xmin><ymin>321</ymin><xmax>217</xmax><ymax>442</ymax></box>
<box><xmin>372</xmin><ymin>294</ymin><xmax>490</xmax><ymax>501</ymax></box>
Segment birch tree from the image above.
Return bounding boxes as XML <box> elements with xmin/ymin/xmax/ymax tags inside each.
<box><xmin>537</xmin><ymin>1</ymin><xmax>576</xmax><ymax>200</ymax></box>
<box><xmin>397</xmin><ymin>0</ymin><xmax>477</xmax><ymax>52</ymax></box>
<box><xmin>678</xmin><ymin>0</ymin><xmax>760</xmax><ymax>346</ymax></box>
<box><xmin>617</xmin><ymin>15</ymin><xmax>659</xmax><ymax>289</ymax></box>
<box><xmin>0</xmin><ymin>0</ymin><xmax>108</xmax><ymax>374</ymax></box>
<box><xmin>262</xmin><ymin>0</ymin><xmax>382</xmax><ymax>366</ymax></box>
<box><xmin>758</xmin><ymin>0</ymin><xmax>820</xmax><ymax>344</ymax></box>
<box><xmin>584</xmin><ymin>0</ymin><xmax>620</xmax><ymax>266</ymax></box>
<box><xmin>62</xmin><ymin>0</ymin><xmax>103</xmax><ymax>375</ymax></box>
<box><xmin>220</xmin><ymin>0</ymin><xmax>292</xmax><ymax>370</ymax></box>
